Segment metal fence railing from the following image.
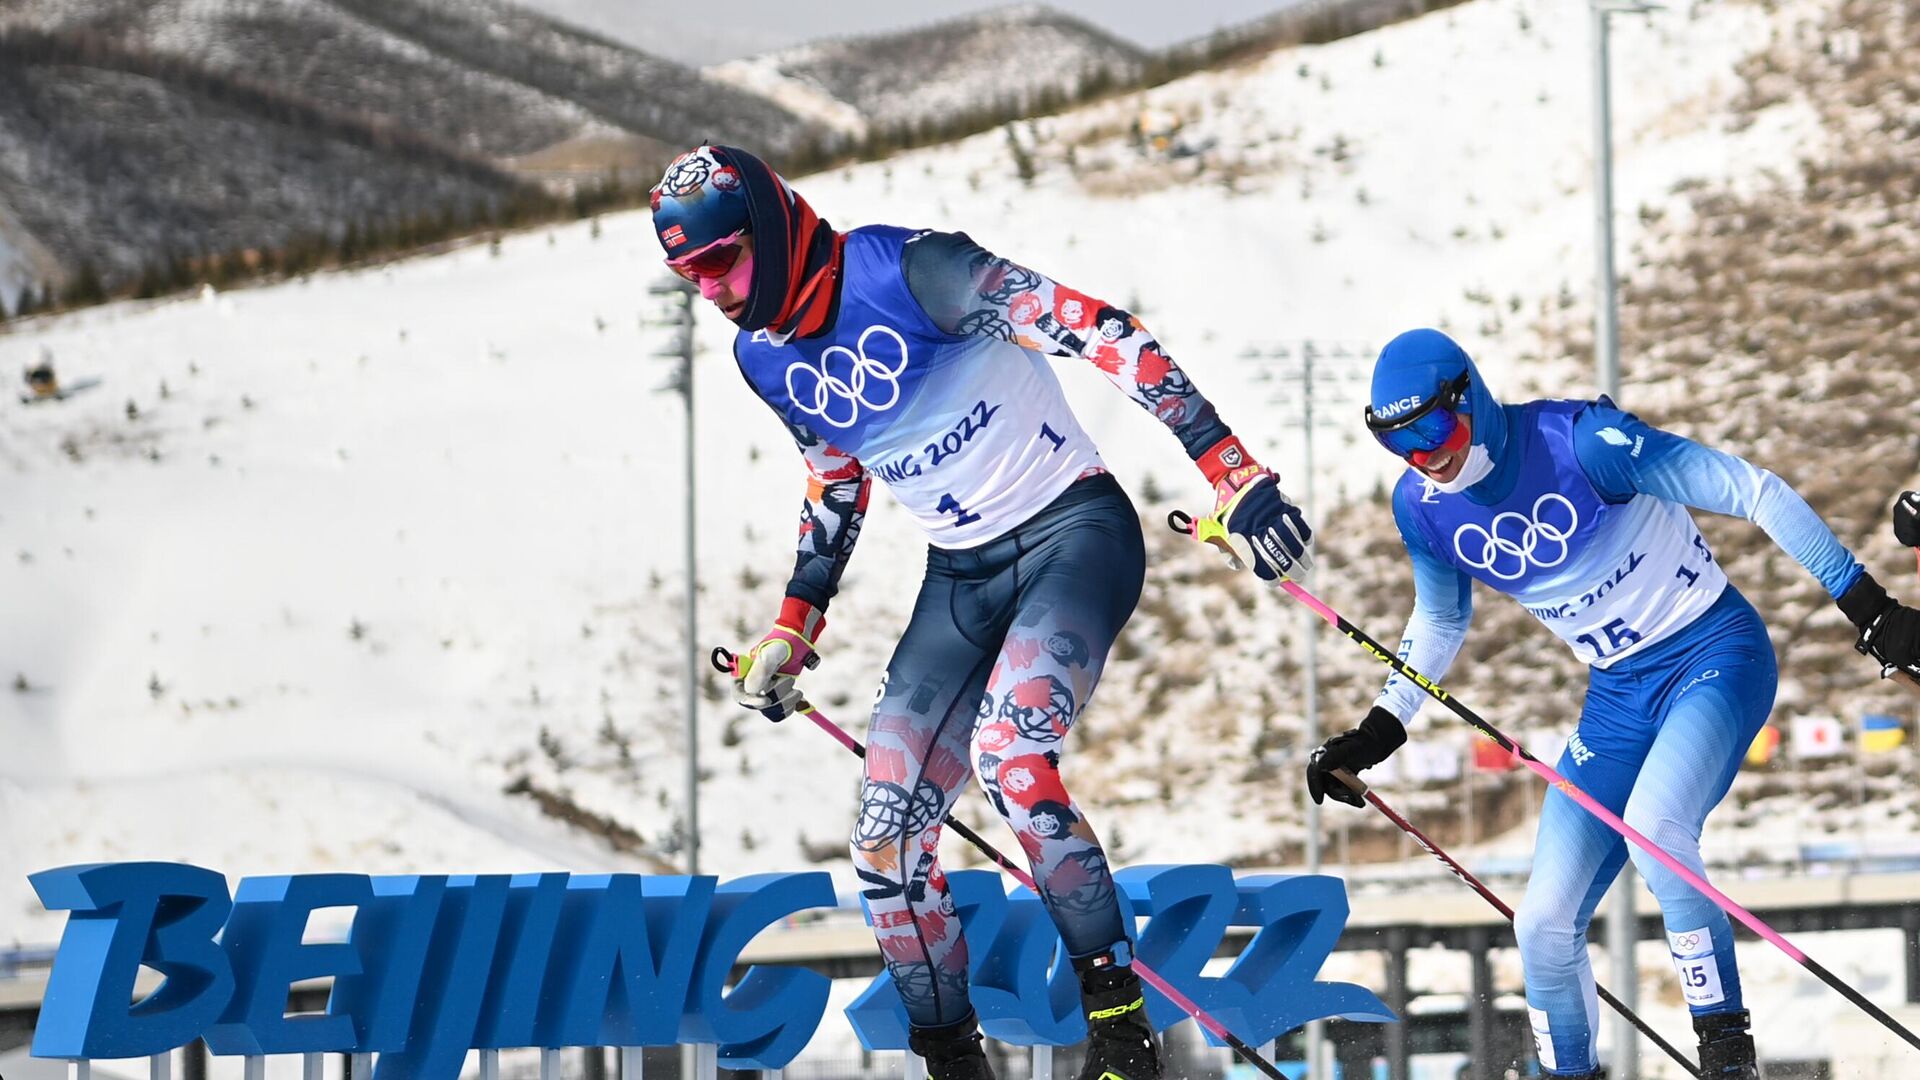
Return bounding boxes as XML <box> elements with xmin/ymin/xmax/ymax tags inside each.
<box><xmin>48</xmin><ymin>1025</ymin><xmax>1286</xmax><ymax>1080</ymax></box>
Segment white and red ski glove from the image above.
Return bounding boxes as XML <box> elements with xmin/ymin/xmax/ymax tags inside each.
<box><xmin>733</xmin><ymin>597</ymin><xmax>825</xmax><ymax>721</ymax></box>
<box><xmin>1195</xmin><ymin>436</ymin><xmax>1315</xmax><ymax>582</ymax></box>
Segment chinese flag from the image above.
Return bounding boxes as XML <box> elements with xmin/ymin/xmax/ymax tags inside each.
<box><xmin>1473</xmin><ymin>738</ymin><xmax>1517</xmax><ymax>772</ymax></box>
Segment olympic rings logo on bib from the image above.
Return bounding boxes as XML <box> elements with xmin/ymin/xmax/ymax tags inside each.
<box><xmin>786</xmin><ymin>325</ymin><xmax>910</xmax><ymax>429</ymax></box>
<box><xmin>1453</xmin><ymin>493</ymin><xmax>1579</xmax><ymax>581</ymax></box>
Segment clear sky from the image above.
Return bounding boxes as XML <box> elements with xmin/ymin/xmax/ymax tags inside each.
<box><xmin>518</xmin><ymin>0</ymin><xmax>1314</xmax><ymax>65</ymax></box>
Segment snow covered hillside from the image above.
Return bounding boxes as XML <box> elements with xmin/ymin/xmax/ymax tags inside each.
<box><xmin>0</xmin><ymin>0</ymin><xmax>1853</xmax><ymax>960</ymax></box>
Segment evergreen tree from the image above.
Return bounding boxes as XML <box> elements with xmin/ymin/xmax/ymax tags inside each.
<box><xmin>169</xmin><ymin>251</ymin><xmax>192</xmax><ymax>291</ymax></box>
<box><xmin>134</xmin><ymin>262</ymin><xmax>164</xmax><ymax>300</ymax></box>
<box><xmin>65</xmin><ymin>262</ymin><xmax>106</xmax><ymax>307</ymax></box>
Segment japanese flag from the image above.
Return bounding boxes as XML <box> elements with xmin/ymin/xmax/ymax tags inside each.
<box><xmin>1790</xmin><ymin>715</ymin><xmax>1846</xmax><ymax>759</ymax></box>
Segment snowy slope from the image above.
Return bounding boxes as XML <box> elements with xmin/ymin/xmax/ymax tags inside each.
<box><xmin>0</xmin><ymin>0</ymin><xmax>1827</xmax><ymax>961</ymax></box>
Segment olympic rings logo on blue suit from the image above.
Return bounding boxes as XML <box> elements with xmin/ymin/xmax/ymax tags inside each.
<box><xmin>26</xmin><ymin>863</ymin><xmax>1392</xmax><ymax>1077</ymax></box>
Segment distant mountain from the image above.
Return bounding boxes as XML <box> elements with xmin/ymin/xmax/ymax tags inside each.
<box><xmin>0</xmin><ymin>0</ymin><xmax>832</xmax><ymax>294</ymax></box>
<box><xmin>0</xmin><ymin>30</ymin><xmax>534</xmax><ymax>296</ymax></box>
<box><xmin>705</xmin><ymin>4</ymin><xmax>1151</xmax><ymax>138</ymax></box>
<box><xmin>0</xmin><ymin>0</ymin><xmax>821</xmax><ymax>166</ymax></box>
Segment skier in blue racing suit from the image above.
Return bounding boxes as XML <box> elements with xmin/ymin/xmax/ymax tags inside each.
<box><xmin>650</xmin><ymin>145</ymin><xmax>1314</xmax><ymax>1080</ymax></box>
<box><xmin>1303</xmin><ymin>329</ymin><xmax>1920</xmax><ymax>1079</ymax></box>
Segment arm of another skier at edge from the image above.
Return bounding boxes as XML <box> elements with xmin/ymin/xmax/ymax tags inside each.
<box><xmin>900</xmin><ymin>229</ymin><xmax>1313</xmax><ymax>579</ymax></box>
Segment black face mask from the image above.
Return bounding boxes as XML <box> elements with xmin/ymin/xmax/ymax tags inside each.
<box><xmin>713</xmin><ymin>145</ymin><xmax>836</xmax><ymax>334</ymax></box>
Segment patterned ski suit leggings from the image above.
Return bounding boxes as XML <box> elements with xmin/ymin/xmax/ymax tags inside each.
<box><xmin>850</xmin><ymin>473</ymin><xmax>1145</xmax><ymax>1029</ymax></box>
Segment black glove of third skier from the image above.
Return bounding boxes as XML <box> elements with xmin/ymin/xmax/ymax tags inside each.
<box><xmin>1306</xmin><ymin>706</ymin><xmax>1408</xmax><ymax>808</ymax></box>
<box><xmin>1895</xmin><ymin>490</ymin><xmax>1920</xmax><ymax>549</ymax></box>
<box><xmin>1837</xmin><ymin>570</ymin><xmax>1920</xmax><ymax>677</ymax></box>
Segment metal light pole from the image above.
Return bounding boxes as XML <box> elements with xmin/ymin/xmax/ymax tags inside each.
<box><xmin>648</xmin><ymin>277</ymin><xmax>701</xmax><ymax>879</ymax></box>
<box><xmin>1591</xmin><ymin>4</ymin><xmax>1657</xmax><ymax>1077</ymax></box>
<box><xmin>1248</xmin><ymin>339</ymin><xmax>1371</xmax><ymax>1080</ymax></box>
<box><xmin>648</xmin><ymin>276</ymin><xmax>705</xmax><ymax>1080</ymax></box>
<box><xmin>1590</xmin><ymin>0</ymin><xmax>1622</xmax><ymax>404</ymax></box>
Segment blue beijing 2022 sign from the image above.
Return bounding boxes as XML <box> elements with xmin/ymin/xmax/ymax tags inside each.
<box><xmin>29</xmin><ymin>863</ymin><xmax>1392</xmax><ymax>1077</ymax></box>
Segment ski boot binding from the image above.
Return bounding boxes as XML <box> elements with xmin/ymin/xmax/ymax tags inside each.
<box><xmin>1074</xmin><ymin>953</ymin><xmax>1161</xmax><ymax>1080</ymax></box>
<box><xmin>1696</xmin><ymin>1009</ymin><xmax>1759</xmax><ymax>1079</ymax></box>
<box><xmin>908</xmin><ymin>1012</ymin><xmax>995</xmax><ymax>1080</ymax></box>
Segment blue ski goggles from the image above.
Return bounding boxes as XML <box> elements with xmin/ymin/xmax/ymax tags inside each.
<box><xmin>1364</xmin><ymin>372</ymin><xmax>1470</xmax><ymax>460</ymax></box>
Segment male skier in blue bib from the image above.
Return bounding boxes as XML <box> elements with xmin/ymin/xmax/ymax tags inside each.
<box><xmin>650</xmin><ymin>145</ymin><xmax>1313</xmax><ymax>1080</ymax></box>
<box><xmin>1303</xmin><ymin>329</ymin><xmax>1920</xmax><ymax>1079</ymax></box>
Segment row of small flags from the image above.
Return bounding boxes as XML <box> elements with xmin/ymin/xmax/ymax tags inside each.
<box><xmin>1745</xmin><ymin>714</ymin><xmax>1907</xmax><ymax>765</ymax></box>
<box><xmin>1364</xmin><ymin>714</ymin><xmax>1908</xmax><ymax>783</ymax></box>
<box><xmin>1366</xmin><ymin>735</ymin><xmax>1547</xmax><ymax>782</ymax></box>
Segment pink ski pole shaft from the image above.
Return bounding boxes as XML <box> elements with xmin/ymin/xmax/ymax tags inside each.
<box><xmin>1329</xmin><ymin>771</ymin><xmax>1700</xmax><ymax>1077</ymax></box>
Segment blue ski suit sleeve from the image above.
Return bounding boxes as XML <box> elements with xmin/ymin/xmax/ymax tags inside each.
<box><xmin>1374</xmin><ymin>480</ymin><xmax>1476</xmax><ymax>722</ymax></box>
<box><xmin>1572</xmin><ymin>404</ymin><xmax>1864</xmax><ymax>598</ymax></box>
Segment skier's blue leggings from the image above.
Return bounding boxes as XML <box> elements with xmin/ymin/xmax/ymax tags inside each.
<box><xmin>849</xmin><ymin>472</ymin><xmax>1145</xmax><ymax>1029</ymax></box>
<box><xmin>1514</xmin><ymin>586</ymin><xmax>1776</xmax><ymax>1075</ymax></box>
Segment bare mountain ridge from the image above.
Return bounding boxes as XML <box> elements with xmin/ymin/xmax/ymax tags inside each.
<box><xmin>0</xmin><ymin>0</ymin><xmax>818</xmax><ymax>163</ymax></box>
<box><xmin>0</xmin><ymin>0</ymin><xmax>834</xmax><ymax>296</ymax></box>
<box><xmin>0</xmin><ymin>28</ymin><xmax>536</xmax><ymax>297</ymax></box>
<box><xmin>705</xmin><ymin>4</ymin><xmax>1153</xmax><ymax>135</ymax></box>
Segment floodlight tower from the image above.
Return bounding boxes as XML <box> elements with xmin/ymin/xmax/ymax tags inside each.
<box><xmin>1592</xmin><ymin>4</ymin><xmax>1660</xmax><ymax>1078</ymax></box>
<box><xmin>648</xmin><ymin>276</ymin><xmax>701</xmax><ymax>880</ymax></box>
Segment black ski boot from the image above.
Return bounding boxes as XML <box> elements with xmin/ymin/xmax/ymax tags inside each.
<box><xmin>1696</xmin><ymin>1009</ymin><xmax>1760</xmax><ymax>1078</ymax></box>
<box><xmin>1074</xmin><ymin>955</ymin><xmax>1161</xmax><ymax>1080</ymax></box>
<box><xmin>908</xmin><ymin>1012</ymin><xmax>996</xmax><ymax>1080</ymax></box>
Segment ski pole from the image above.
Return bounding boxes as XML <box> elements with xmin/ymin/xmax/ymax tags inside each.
<box><xmin>1900</xmin><ymin>492</ymin><xmax>1920</xmax><ymax>580</ymax></box>
<box><xmin>1328</xmin><ymin>771</ymin><xmax>1702</xmax><ymax>1078</ymax></box>
<box><xmin>709</xmin><ymin>647</ymin><xmax>1291</xmax><ymax>1080</ymax></box>
<box><xmin>1166</xmin><ymin>509</ymin><xmax>1920</xmax><ymax>1053</ymax></box>
<box><xmin>1891</xmin><ymin>490</ymin><xmax>1920</xmax><ymax>699</ymax></box>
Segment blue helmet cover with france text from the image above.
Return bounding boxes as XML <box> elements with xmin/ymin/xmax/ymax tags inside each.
<box><xmin>1368</xmin><ymin>328</ymin><xmax>1508</xmax><ymax>465</ymax></box>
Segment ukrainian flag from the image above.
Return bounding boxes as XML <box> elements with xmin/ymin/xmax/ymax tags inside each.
<box><xmin>1862</xmin><ymin>714</ymin><xmax>1906</xmax><ymax>754</ymax></box>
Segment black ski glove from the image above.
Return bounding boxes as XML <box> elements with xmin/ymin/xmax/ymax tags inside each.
<box><xmin>1306</xmin><ymin>706</ymin><xmax>1408</xmax><ymax>808</ymax></box>
<box><xmin>1895</xmin><ymin>490</ymin><xmax>1920</xmax><ymax>549</ymax></box>
<box><xmin>1837</xmin><ymin>570</ymin><xmax>1920</xmax><ymax>677</ymax></box>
